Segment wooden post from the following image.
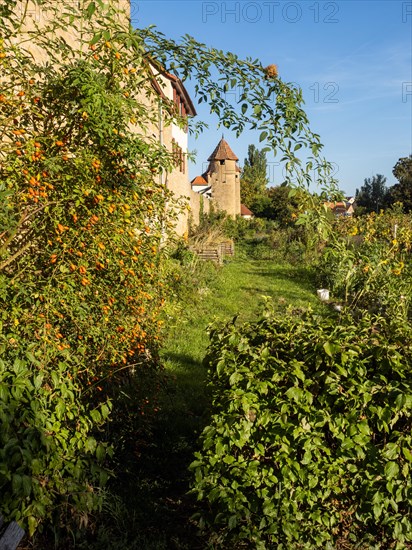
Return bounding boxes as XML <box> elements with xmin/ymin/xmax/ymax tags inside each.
<box><xmin>0</xmin><ymin>516</ymin><xmax>25</xmax><ymax>550</ymax></box>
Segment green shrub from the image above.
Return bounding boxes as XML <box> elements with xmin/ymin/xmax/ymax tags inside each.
<box><xmin>0</xmin><ymin>342</ymin><xmax>112</xmax><ymax>536</ymax></box>
<box><xmin>191</xmin><ymin>307</ymin><xmax>412</xmax><ymax>548</ymax></box>
<box><xmin>239</xmin><ymin>226</ymin><xmax>309</xmax><ymax>264</ymax></box>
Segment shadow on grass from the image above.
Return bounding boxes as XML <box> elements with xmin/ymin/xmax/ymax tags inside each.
<box><xmin>162</xmin><ymin>351</ymin><xmax>203</xmax><ymax>370</ymax></box>
<box><xmin>113</xmin><ymin>368</ymin><xmax>211</xmax><ymax>550</ymax></box>
<box><xmin>247</xmin><ymin>264</ymin><xmax>316</xmax><ymax>285</ymax></box>
<box><xmin>83</xmin><ymin>357</ymin><xmax>212</xmax><ymax>550</ymax></box>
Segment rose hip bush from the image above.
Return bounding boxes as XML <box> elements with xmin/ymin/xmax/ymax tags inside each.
<box><xmin>0</xmin><ymin>0</ymin><xmax>178</xmax><ymax>535</ymax></box>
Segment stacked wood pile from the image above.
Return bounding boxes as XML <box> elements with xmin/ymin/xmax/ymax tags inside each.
<box><xmin>193</xmin><ymin>239</ymin><xmax>235</xmax><ymax>265</ymax></box>
<box><xmin>220</xmin><ymin>240</ymin><xmax>235</xmax><ymax>257</ymax></box>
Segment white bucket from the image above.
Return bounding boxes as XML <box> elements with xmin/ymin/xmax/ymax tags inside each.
<box><xmin>317</xmin><ymin>289</ymin><xmax>330</xmax><ymax>302</ymax></box>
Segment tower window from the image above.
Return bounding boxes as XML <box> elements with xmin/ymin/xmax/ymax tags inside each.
<box><xmin>219</xmin><ymin>160</ymin><xmax>225</xmax><ymax>165</ymax></box>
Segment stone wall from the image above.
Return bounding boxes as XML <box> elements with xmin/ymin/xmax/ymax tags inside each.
<box><xmin>13</xmin><ymin>1</ymin><xmax>130</xmax><ymax>61</ymax></box>
<box><xmin>208</xmin><ymin>159</ymin><xmax>239</xmax><ymax>217</ymax></box>
<box><xmin>10</xmin><ymin>0</ymin><xmax>208</xmax><ymax>238</ymax></box>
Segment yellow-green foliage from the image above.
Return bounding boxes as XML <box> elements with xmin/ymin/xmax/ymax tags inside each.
<box><xmin>317</xmin><ymin>209</ymin><xmax>412</xmax><ymax>312</ymax></box>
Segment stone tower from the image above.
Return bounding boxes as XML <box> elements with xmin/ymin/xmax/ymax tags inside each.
<box><xmin>204</xmin><ymin>138</ymin><xmax>241</xmax><ymax>217</ymax></box>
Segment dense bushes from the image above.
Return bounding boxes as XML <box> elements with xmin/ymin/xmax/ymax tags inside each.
<box><xmin>240</xmin><ymin>225</ymin><xmax>308</xmax><ymax>263</ymax></box>
<box><xmin>191</xmin><ymin>307</ymin><xmax>412</xmax><ymax>548</ymax></box>
<box><xmin>191</xmin><ymin>212</ymin><xmax>311</xmax><ymax>265</ymax></box>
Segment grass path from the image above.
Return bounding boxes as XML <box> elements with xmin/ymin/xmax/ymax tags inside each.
<box><xmin>148</xmin><ymin>256</ymin><xmax>323</xmax><ymax>548</ymax></box>
<box><xmin>90</xmin><ymin>256</ymin><xmax>324</xmax><ymax>549</ymax></box>
<box><xmin>162</xmin><ymin>257</ymin><xmax>322</xmax><ymax>425</ymax></box>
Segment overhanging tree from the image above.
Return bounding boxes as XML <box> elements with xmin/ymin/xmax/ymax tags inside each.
<box><xmin>0</xmin><ymin>0</ymin><xmax>339</xmax><ymax>537</ymax></box>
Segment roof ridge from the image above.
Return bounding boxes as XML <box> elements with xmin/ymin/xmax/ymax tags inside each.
<box><xmin>207</xmin><ymin>138</ymin><xmax>238</xmax><ymax>161</ymax></box>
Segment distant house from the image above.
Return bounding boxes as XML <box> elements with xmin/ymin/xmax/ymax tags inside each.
<box><xmin>191</xmin><ymin>175</ymin><xmax>212</xmax><ymax>198</ymax></box>
<box><xmin>240</xmin><ymin>204</ymin><xmax>254</xmax><ymax>219</ymax></box>
<box><xmin>325</xmin><ymin>198</ymin><xmax>355</xmax><ymax>217</ymax></box>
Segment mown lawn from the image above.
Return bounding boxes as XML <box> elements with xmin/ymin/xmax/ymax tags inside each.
<box><xmin>161</xmin><ymin>255</ymin><xmax>324</xmax><ymax>432</ymax></box>
<box><xmin>80</xmin><ymin>255</ymin><xmax>325</xmax><ymax>549</ymax></box>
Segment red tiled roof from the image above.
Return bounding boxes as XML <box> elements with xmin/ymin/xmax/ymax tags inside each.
<box><xmin>191</xmin><ymin>175</ymin><xmax>208</xmax><ymax>186</ymax></box>
<box><xmin>325</xmin><ymin>201</ymin><xmax>346</xmax><ymax>209</ymax></box>
<box><xmin>241</xmin><ymin>204</ymin><xmax>253</xmax><ymax>216</ymax></box>
<box><xmin>207</xmin><ymin>138</ymin><xmax>239</xmax><ymax>161</ymax></box>
<box><xmin>324</xmin><ymin>201</ymin><xmax>354</xmax><ymax>216</ymax></box>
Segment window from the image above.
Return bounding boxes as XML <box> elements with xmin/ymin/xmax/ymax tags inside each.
<box><xmin>172</xmin><ymin>139</ymin><xmax>185</xmax><ymax>173</ymax></box>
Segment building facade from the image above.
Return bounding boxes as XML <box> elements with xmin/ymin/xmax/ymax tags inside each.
<box><xmin>11</xmin><ymin>0</ymin><xmax>243</xmax><ymax>235</ymax></box>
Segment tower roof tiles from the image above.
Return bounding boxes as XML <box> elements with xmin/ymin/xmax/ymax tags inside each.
<box><xmin>207</xmin><ymin>138</ymin><xmax>239</xmax><ymax>161</ymax></box>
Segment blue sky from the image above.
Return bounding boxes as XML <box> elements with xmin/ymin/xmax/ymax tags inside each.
<box><xmin>132</xmin><ymin>1</ymin><xmax>412</xmax><ymax>196</ymax></box>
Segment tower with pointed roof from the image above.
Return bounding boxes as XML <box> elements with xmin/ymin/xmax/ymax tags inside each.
<box><xmin>192</xmin><ymin>137</ymin><xmax>241</xmax><ymax>217</ymax></box>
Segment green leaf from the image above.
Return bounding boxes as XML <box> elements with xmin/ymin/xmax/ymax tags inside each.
<box><xmin>100</xmin><ymin>403</ymin><xmax>110</xmax><ymax>419</ymax></box>
<box><xmin>26</xmin><ymin>351</ymin><xmax>40</xmax><ymax>366</ymax></box>
<box><xmin>12</xmin><ymin>473</ymin><xmax>22</xmax><ymax>494</ymax></box>
<box><xmin>385</xmin><ymin>461</ymin><xmax>399</xmax><ymax>480</ymax></box>
<box><xmin>395</xmin><ymin>393</ymin><xmax>406</xmax><ymax>409</ymax></box>
<box><xmin>86</xmin><ymin>1</ymin><xmax>96</xmax><ymax>18</ymax></box>
<box><xmin>402</xmin><ymin>447</ymin><xmax>412</xmax><ymax>462</ymax></box>
<box><xmin>0</xmin><ymin>383</ymin><xmax>9</xmax><ymax>402</ymax></box>
<box><xmin>90</xmin><ymin>409</ymin><xmax>102</xmax><ymax>424</ymax></box>
<box><xmin>286</xmin><ymin>386</ymin><xmax>303</xmax><ymax>402</ymax></box>
<box><xmin>301</xmin><ymin>450</ymin><xmax>312</xmax><ymax>464</ymax></box>
<box><xmin>382</xmin><ymin>443</ymin><xmax>399</xmax><ymax>460</ymax></box>
<box><xmin>55</xmin><ymin>400</ymin><xmax>66</xmax><ymax>420</ymax></box>
<box><xmin>216</xmin><ymin>359</ymin><xmax>225</xmax><ymax>376</ymax></box>
<box><xmin>51</xmin><ymin>371</ymin><xmax>60</xmax><ymax>387</ymax></box>
<box><xmin>228</xmin><ymin>515</ymin><xmax>237</xmax><ymax>529</ymax></box>
<box><xmin>22</xmin><ymin>475</ymin><xmax>32</xmax><ymax>497</ymax></box>
<box><xmin>323</xmin><ymin>341</ymin><xmax>338</xmax><ymax>357</ymax></box>
<box><xmin>373</xmin><ymin>502</ymin><xmax>383</xmax><ymax>519</ymax></box>
<box><xmin>28</xmin><ymin>516</ymin><xmax>37</xmax><ymax>537</ymax></box>
<box><xmin>85</xmin><ymin>437</ymin><xmax>97</xmax><ymax>453</ymax></box>
<box><xmin>96</xmin><ymin>444</ymin><xmax>106</xmax><ymax>462</ymax></box>
<box><xmin>34</xmin><ymin>373</ymin><xmax>44</xmax><ymax>390</ymax></box>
